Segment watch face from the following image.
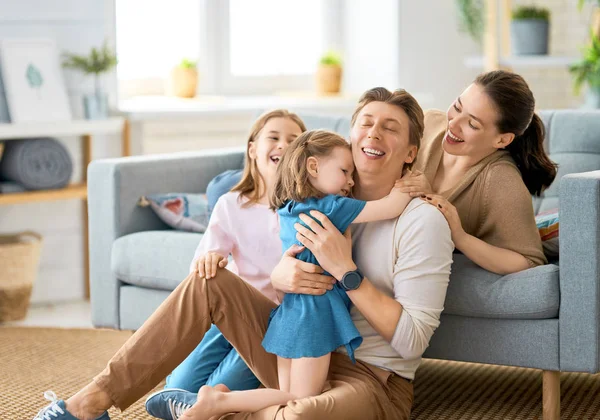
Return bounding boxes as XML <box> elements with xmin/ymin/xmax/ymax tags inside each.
<box><xmin>344</xmin><ymin>272</ymin><xmax>361</xmax><ymax>290</ymax></box>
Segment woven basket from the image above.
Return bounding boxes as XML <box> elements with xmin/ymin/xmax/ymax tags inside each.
<box><xmin>0</xmin><ymin>231</ymin><xmax>43</xmax><ymax>322</ymax></box>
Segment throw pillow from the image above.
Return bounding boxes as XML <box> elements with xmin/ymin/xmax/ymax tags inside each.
<box><xmin>139</xmin><ymin>193</ymin><xmax>210</xmax><ymax>233</ymax></box>
<box><xmin>206</xmin><ymin>169</ymin><xmax>243</xmax><ymax>214</ymax></box>
<box><xmin>535</xmin><ymin>208</ymin><xmax>559</xmax><ymax>259</ymax></box>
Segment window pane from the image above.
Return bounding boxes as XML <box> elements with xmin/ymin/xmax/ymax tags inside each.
<box><xmin>229</xmin><ymin>0</ymin><xmax>323</xmax><ymax>76</ymax></box>
<box><xmin>116</xmin><ymin>0</ymin><xmax>200</xmax><ymax>80</ymax></box>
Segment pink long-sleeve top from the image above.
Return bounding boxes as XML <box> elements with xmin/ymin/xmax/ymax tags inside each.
<box><xmin>189</xmin><ymin>191</ymin><xmax>282</xmax><ymax>303</ymax></box>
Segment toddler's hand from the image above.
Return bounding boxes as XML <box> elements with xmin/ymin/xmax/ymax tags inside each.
<box><xmin>396</xmin><ymin>170</ymin><xmax>432</xmax><ymax>197</ymax></box>
<box><xmin>195</xmin><ymin>252</ymin><xmax>228</xmax><ymax>279</ymax></box>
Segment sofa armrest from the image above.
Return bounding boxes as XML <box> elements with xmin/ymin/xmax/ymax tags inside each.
<box><xmin>559</xmin><ymin>170</ymin><xmax>600</xmax><ymax>372</ymax></box>
<box><xmin>87</xmin><ymin>148</ymin><xmax>245</xmax><ymax>329</ymax></box>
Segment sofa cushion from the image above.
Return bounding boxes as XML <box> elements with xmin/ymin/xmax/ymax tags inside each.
<box><xmin>112</xmin><ymin>230</ymin><xmax>201</xmax><ymax>291</ymax></box>
<box><xmin>444</xmin><ymin>254</ymin><xmax>560</xmax><ymax>319</ymax></box>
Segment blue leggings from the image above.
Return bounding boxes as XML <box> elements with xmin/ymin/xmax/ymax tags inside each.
<box><xmin>165</xmin><ymin>324</ymin><xmax>260</xmax><ymax>392</ymax></box>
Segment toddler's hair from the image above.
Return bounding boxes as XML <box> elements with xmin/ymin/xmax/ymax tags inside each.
<box><xmin>270</xmin><ymin>130</ymin><xmax>350</xmax><ymax>210</ymax></box>
<box><xmin>232</xmin><ymin>109</ymin><xmax>306</xmax><ymax>206</ymax></box>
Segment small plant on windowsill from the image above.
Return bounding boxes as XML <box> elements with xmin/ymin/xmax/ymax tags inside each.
<box><xmin>569</xmin><ymin>31</ymin><xmax>600</xmax><ymax>108</ymax></box>
<box><xmin>169</xmin><ymin>58</ymin><xmax>198</xmax><ymax>99</ymax></box>
<box><xmin>316</xmin><ymin>51</ymin><xmax>343</xmax><ymax>95</ymax></box>
<box><xmin>62</xmin><ymin>41</ymin><xmax>117</xmax><ymax>120</ymax></box>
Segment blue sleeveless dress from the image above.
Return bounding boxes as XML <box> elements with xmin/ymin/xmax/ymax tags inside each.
<box><xmin>262</xmin><ymin>195</ymin><xmax>366</xmax><ymax>362</ymax></box>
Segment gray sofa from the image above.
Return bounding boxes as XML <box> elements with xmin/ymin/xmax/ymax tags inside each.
<box><xmin>88</xmin><ymin>110</ymin><xmax>600</xmax><ymax>419</ymax></box>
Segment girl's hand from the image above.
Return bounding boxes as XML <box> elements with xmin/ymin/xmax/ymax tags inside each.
<box><xmin>397</xmin><ymin>171</ymin><xmax>433</xmax><ymax>197</ymax></box>
<box><xmin>294</xmin><ymin>211</ymin><xmax>357</xmax><ymax>281</ymax></box>
<box><xmin>420</xmin><ymin>194</ymin><xmax>466</xmax><ymax>246</ymax></box>
<box><xmin>195</xmin><ymin>252</ymin><xmax>228</xmax><ymax>279</ymax></box>
<box><xmin>270</xmin><ymin>244</ymin><xmax>335</xmax><ymax>295</ymax></box>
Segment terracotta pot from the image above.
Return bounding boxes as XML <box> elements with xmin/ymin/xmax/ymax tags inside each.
<box><xmin>316</xmin><ymin>64</ymin><xmax>342</xmax><ymax>95</ymax></box>
<box><xmin>169</xmin><ymin>67</ymin><xmax>198</xmax><ymax>98</ymax></box>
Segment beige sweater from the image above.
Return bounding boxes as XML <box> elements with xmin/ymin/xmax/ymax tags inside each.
<box><xmin>414</xmin><ymin>109</ymin><xmax>547</xmax><ymax>267</ymax></box>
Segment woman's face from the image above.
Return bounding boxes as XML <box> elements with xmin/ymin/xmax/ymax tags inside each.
<box><xmin>350</xmin><ymin>101</ymin><xmax>416</xmax><ymax>182</ymax></box>
<box><xmin>249</xmin><ymin>117</ymin><xmax>303</xmax><ymax>183</ymax></box>
<box><xmin>445</xmin><ymin>83</ymin><xmax>514</xmax><ymax>160</ymax></box>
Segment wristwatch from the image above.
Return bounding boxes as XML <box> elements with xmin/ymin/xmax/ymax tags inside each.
<box><xmin>340</xmin><ymin>269</ymin><xmax>364</xmax><ymax>291</ymax></box>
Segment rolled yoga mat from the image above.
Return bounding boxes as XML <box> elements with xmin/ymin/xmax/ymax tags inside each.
<box><xmin>0</xmin><ymin>138</ymin><xmax>73</xmax><ymax>190</ymax></box>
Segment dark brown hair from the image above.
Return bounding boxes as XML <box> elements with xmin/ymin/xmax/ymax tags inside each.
<box><xmin>270</xmin><ymin>130</ymin><xmax>351</xmax><ymax>210</ymax></box>
<box><xmin>475</xmin><ymin>70</ymin><xmax>557</xmax><ymax>196</ymax></box>
<box><xmin>231</xmin><ymin>109</ymin><xmax>306</xmax><ymax>206</ymax></box>
<box><xmin>351</xmin><ymin>87</ymin><xmax>424</xmax><ymax>169</ymax></box>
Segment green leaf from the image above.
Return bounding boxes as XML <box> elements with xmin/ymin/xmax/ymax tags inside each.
<box><xmin>26</xmin><ymin>64</ymin><xmax>43</xmax><ymax>89</ymax></box>
<box><xmin>62</xmin><ymin>40</ymin><xmax>118</xmax><ymax>75</ymax></box>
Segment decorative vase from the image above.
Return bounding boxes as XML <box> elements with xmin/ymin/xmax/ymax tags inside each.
<box><xmin>510</xmin><ymin>19</ymin><xmax>549</xmax><ymax>55</ymax></box>
<box><xmin>83</xmin><ymin>93</ymin><xmax>109</xmax><ymax>120</ymax></box>
<box><xmin>169</xmin><ymin>67</ymin><xmax>198</xmax><ymax>98</ymax></box>
<box><xmin>584</xmin><ymin>86</ymin><xmax>600</xmax><ymax>109</ymax></box>
<box><xmin>316</xmin><ymin>64</ymin><xmax>342</xmax><ymax>95</ymax></box>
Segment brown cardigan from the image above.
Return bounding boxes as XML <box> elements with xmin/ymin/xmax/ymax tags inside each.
<box><xmin>414</xmin><ymin>109</ymin><xmax>547</xmax><ymax>267</ymax></box>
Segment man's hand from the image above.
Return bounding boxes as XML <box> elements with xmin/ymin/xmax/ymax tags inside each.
<box><xmin>195</xmin><ymin>252</ymin><xmax>228</xmax><ymax>279</ymax></box>
<box><xmin>270</xmin><ymin>244</ymin><xmax>334</xmax><ymax>295</ymax></box>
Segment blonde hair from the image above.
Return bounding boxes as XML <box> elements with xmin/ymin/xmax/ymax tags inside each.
<box><xmin>231</xmin><ymin>109</ymin><xmax>306</xmax><ymax>206</ymax></box>
<box><xmin>351</xmin><ymin>87</ymin><xmax>424</xmax><ymax>170</ymax></box>
<box><xmin>270</xmin><ymin>130</ymin><xmax>350</xmax><ymax>210</ymax></box>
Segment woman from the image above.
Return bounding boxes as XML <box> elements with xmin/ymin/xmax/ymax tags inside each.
<box><xmin>398</xmin><ymin>70</ymin><xmax>557</xmax><ymax>275</ymax></box>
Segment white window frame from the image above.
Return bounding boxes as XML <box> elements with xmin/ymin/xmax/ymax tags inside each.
<box><xmin>199</xmin><ymin>0</ymin><xmax>343</xmax><ymax>95</ymax></box>
<box><xmin>116</xmin><ymin>0</ymin><xmax>344</xmax><ymax>97</ymax></box>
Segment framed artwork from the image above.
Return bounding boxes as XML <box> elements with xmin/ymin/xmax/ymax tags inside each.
<box><xmin>0</xmin><ymin>38</ymin><xmax>72</xmax><ymax>123</ymax></box>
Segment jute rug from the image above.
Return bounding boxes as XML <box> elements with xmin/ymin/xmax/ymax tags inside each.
<box><xmin>2</xmin><ymin>327</ymin><xmax>600</xmax><ymax>419</ymax></box>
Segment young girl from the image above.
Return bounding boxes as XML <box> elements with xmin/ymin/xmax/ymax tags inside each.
<box><xmin>144</xmin><ymin>109</ymin><xmax>306</xmax><ymax>419</ymax></box>
<box><xmin>181</xmin><ymin>130</ymin><xmax>413</xmax><ymax>419</ymax></box>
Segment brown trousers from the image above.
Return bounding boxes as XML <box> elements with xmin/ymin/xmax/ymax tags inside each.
<box><xmin>94</xmin><ymin>270</ymin><xmax>413</xmax><ymax>419</ymax></box>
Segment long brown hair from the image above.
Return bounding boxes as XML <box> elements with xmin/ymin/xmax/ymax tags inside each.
<box><xmin>231</xmin><ymin>109</ymin><xmax>306</xmax><ymax>206</ymax></box>
<box><xmin>270</xmin><ymin>130</ymin><xmax>350</xmax><ymax>210</ymax></box>
<box><xmin>351</xmin><ymin>87</ymin><xmax>424</xmax><ymax>170</ymax></box>
<box><xmin>475</xmin><ymin>70</ymin><xmax>557</xmax><ymax>196</ymax></box>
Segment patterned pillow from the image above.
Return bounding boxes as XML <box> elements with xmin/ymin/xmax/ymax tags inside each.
<box><xmin>139</xmin><ymin>193</ymin><xmax>210</xmax><ymax>233</ymax></box>
<box><xmin>535</xmin><ymin>208</ymin><xmax>559</xmax><ymax>259</ymax></box>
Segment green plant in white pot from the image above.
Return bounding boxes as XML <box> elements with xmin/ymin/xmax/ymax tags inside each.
<box><xmin>569</xmin><ymin>31</ymin><xmax>600</xmax><ymax>108</ymax></box>
<box><xmin>511</xmin><ymin>6</ymin><xmax>550</xmax><ymax>55</ymax></box>
<box><xmin>62</xmin><ymin>42</ymin><xmax>117</xmax><ymax>120</ymax></box>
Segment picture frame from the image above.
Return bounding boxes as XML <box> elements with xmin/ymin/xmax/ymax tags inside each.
<box><xmin>0</xmin><ymin>38</ymin><xmax>72</xmax><ymax>123</ymax></box>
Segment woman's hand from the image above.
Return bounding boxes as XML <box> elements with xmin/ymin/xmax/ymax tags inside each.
<box><xmin>420</xmin><ymin>194</ymin><xmax>466</xmax><ymax>247</ymax></box>
<box><xmin>195</xmin><ymin>252</ymin><xmax>228</xmax><ymax>279</ymax></box>
<box><xmin>270</xmin><ymin>244</ymin><xmax>335</xmax><ymax>295</ymax></box>
<box><xmin>294</xmin><ymin>211</ymin><xmax>357</xmax><ymax>281</ymax></box>
<box><xmin>397</xmin><ymin>171</ymin><xmax>433</xmax><ymax>197</ymax></box>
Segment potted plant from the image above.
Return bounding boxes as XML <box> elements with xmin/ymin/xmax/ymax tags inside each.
<box><xmin>169</xmin><ymin>58</ymin><xmax>198</xmax><ymax>98</ymax></box>
<box><xmin>316</xmin><ymin>51</ymin><xmax>343</xmax><ymax>95</ymax></box>
<box><xmin>62</xmin><ymin>41</ymin><xmax>117</xmax><ymax>120</ymax></box>
<box><xmin>455</xmin><ymin>0</ymin><xmax>485</xmax><ymax>45</ymax></box>
<box><xmin>511</xmin><ymin>6</ymin><xmax>551</xmax><ymax>55</ymax></box>
<box><xmin>569</xmin><ymin>31</ymin><xmax>600</xmax><ymax>108</ymax></box>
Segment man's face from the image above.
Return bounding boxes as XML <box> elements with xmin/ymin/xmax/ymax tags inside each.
<box><xmin>350</xmin><ymin>101</ymin><xmax>416</xmax><ymax>182</ymax></box>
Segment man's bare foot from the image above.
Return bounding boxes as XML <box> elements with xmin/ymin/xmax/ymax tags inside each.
<box><xmin>179</xmin><ymin>386</ymin><xmax>225</xmax><ymax>420</ymax></box>
<box><xmin>65</xmin><ymin>382</ymin><xmax>112</xmax><ymax>420</ymax></box>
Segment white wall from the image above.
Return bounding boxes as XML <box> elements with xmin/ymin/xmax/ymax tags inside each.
<box><xmin>0</xmin><ymin>0</ymin><xmax>119</xmax><ymax>304</ymax></box>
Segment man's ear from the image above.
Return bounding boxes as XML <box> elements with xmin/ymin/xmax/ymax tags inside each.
<box><xmin>404</xmin><ymin>145</ymin><xmax>418</xmax><ymax>164</ymax></box>
<box><xmin>494</xmin><ymin>133</ymin><xmax>515</xmax><ymax>149</ymax></box>
<box><xmin>248</xmin><ymin>141</ymin><xmax>257</xmax><ymax>159</ymax></box>
<box><xmin>306</xmin><ymin>156</ymin><xmax>319</xmax><ymax>177</ymax></box>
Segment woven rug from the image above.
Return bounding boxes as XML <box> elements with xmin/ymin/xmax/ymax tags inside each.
<box><xmin>2</xmin><ymin>327</ymin><xmax>600</xmax><ymax>419</ymax></box>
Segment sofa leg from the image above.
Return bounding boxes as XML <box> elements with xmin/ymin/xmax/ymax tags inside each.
<box><xmin>543</xmin><ymin>370</ymin><xmax>560</xmax><ymax>420</ymax></box>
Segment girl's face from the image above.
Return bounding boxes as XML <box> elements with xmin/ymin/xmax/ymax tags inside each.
<box><xmin>445</xmin><ymin>83</ymin><xmax>515</xmax><ymax>161</ymax></box>
<box><xmin>307</xmin><ymin>146</ymin><xmax>355</xmax><ymax>197</ymax></box>
<box><xmin>249</xmin><ymin>117</ymin><xmax>304</xmax><ymax>184</ymax></box>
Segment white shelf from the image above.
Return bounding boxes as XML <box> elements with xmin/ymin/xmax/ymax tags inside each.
<box><xmin>0</xmin><ymin>117</ymin><xmax>125</xmax><ymax>140</ymax></box>
<box><xmin>465</xmin><ymin>55</ymin><xmax>578</xmax><ymax>69</ymax></box>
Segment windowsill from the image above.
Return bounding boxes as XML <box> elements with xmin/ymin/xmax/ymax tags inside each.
<box><xmin>118</xmin><ymin>93</ymin><xmax>362</xmax><ymax>121</ymax></box>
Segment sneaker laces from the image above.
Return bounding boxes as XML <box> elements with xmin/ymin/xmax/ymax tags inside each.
<box><xmin>33</xmin><ymin>391</ymin><xmax>65</xmax><ymax>420</ymax></box>
<box><xmin>168</xmin><ymin>397</ymin><xmax>192</xmax><ymax>420</ymax></box>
